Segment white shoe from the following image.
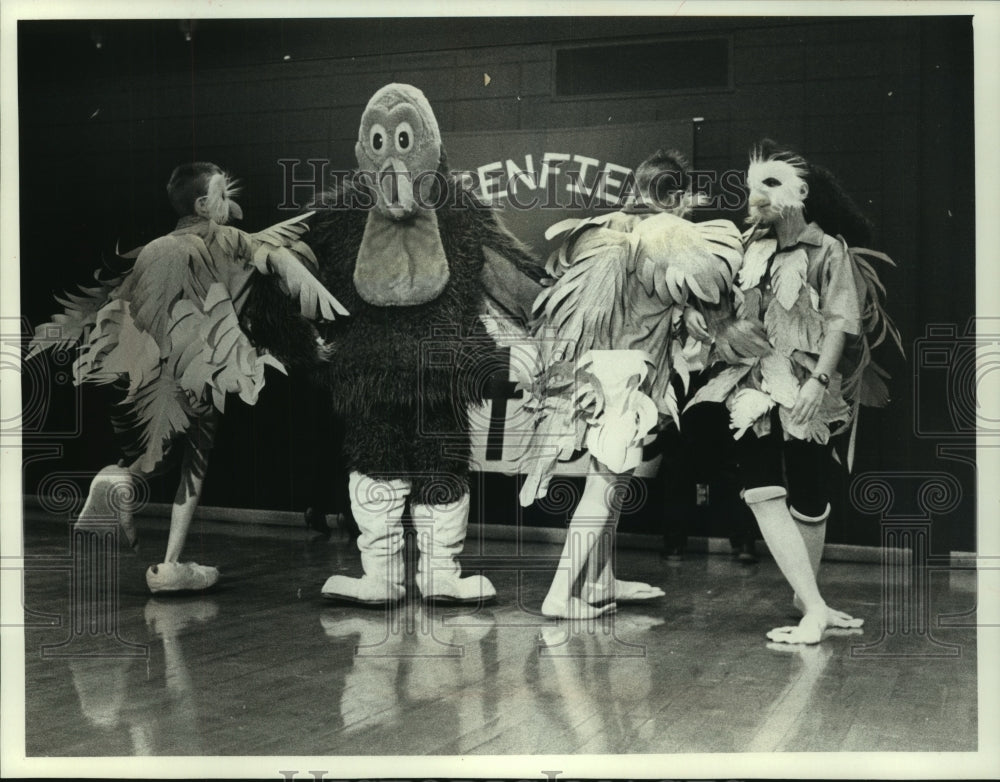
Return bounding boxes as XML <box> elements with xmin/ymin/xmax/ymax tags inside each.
<box><xmin>145</xmin><ymin>562</ymin><xmax>219</xmax><ymax>593</ymax></box>
<box><xmin>76</xmin><ymin>465</ymin><xmax>139</xmax><ymax>553</ymax></box>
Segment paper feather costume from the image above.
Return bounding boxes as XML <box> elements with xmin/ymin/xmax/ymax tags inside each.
<box><xmin>517</xmin><ymin>207</ymin><xmax>770</xmax><ymax>505</ymax></box>
<box><xmin>686</xmin><ymin>149</ymin><xmax>903</xmax><ymax>468</ymax></box>
<box><xmin>28</xmin><ymin>175</ymin><xmax>345</xmax><ymax>477</ymax></box>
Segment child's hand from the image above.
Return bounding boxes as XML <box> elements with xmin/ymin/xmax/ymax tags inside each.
<box><xmin>683</xmin><ymin>305</ymin><xmax>710</xmax><ymax>340</ymax></box>
<box><xmin>791</xmin><ymin>377</ymin><xmax>824</xmax><ymax>425</ymax></box>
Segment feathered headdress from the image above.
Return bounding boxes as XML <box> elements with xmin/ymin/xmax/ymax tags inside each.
<box><xmin>202</xmin><ymin>170</ymin><xmax>243</xmax><ymax>224</ymax></box>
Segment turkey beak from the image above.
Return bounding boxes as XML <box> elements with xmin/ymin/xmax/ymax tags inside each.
<box><xmin>377</xmin><ymin>157</ymin><xmax>417</xmax><ymax>221</ymax></box>
<box><xmin>228</xmin><ymin>201</ymin><xmax>244</xmax><ymax>221</ymax></box>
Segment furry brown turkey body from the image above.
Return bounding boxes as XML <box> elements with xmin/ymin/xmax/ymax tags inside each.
<box><xmin>243</xmin><ymin>82</ymin><xmax>544</xmax><ymax>606</ymax></box>
<box><xmin>307</xmin><ymin>179</ymin><xmax>503</xmax><ymax>502</ymax></box>
<box><xmin>243</xmin><ymin>175</ymin><xmax>540</xmax><ymax>505</ymax></box>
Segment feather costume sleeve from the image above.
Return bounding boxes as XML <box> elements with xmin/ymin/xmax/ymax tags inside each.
<box><xmin>27</xmin><ymin>213</ymin><xmax>346</xmax><ymax>475</ymax></box>
<box><xmin>517</xmin><ymin>211</ymin><xmax>756</xmax><ymax>504</ymax></box>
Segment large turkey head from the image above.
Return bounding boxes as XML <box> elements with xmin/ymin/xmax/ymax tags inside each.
<box><xmin>353</xmin><ymin>83</ymin><xmax>450</xmax><ymax>306</ymax></box>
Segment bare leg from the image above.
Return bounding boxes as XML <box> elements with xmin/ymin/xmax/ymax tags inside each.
<box><xmin>790</xmin><ymin>504</ymin><xmax>826</xmax><ymax>606</ymax></box>
<box><xmin>582</xmin><ymin>472</ymin><xmax>664</xmax><ymax>605</ymax></box>
<box><xmin>788</xmin><ymin>504</ymin><xmax>858</xmax><ymax>628</ymax></box>
<box><xmin>165</xmin><ymin>414</ymin><xmax>217</xmax><ymax>562</ymax></box>
<box><xmin>541</xmin><ymin>459</ymin><xmax>618</xmax><ymax>619</ymax></box>
<box><xmin>585</xmin><ymin>507</ymin><xmax>615</xmax><ymax>596</ymax></box>
<box><xmin>745</xmin><ymin>487</ymin><xmax>861</xmax><ymax>644</ymax></box>
<box><xmin>164</xmin><ymin>467</ymin><xmax>204</xmax><ymax>564</ymax></box>
<box><xmin>146</xmin><ymin>414</ymin><xmax>220</xmax><ymax>593</ymax></box>
<box><xmin>794</xmin><ymin>505</ymin><xmax>829</xmax><ymax>579</ymax></box>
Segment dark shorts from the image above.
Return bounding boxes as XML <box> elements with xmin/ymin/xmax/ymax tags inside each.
<box><xmin>735</xmin><ymin>410</ymin><xmax>832</xmax><ymax>517</ymax></box>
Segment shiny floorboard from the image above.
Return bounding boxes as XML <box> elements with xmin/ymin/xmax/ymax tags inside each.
<box><xmin>18</xmin><ymin>513</ymin><xmax>977</xmax><ymax>757</ymax></box>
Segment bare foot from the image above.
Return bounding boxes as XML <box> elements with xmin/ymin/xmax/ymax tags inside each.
<box><xmin>541</xmin><ymin>595</ymin><xmax>617</xmax><ymax>619</ymax></box>
<box><xmin>766</xmin><ymin>611</ymin><xmax>826</xmax><ymax>645</ymax></box>
<box><xmin>584</xmin><ymin>579</ymin><xmax>665</xmax><ymax>605</ymax></box>
<box><xmin>826</xmin><ymin>607</ymin><xmax>864</xmax><ymax>629</ymax></box>
<box><xmin>793</xmin><ymin>595</ymin><xmax>864</xmax><ymax>629</ymax></box>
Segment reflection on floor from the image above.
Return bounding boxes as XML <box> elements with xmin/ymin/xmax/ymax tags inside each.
<box><xmin>20</xmin><ymin>512</ymin><xmax>977</xmax><ymax>756</ymax></box>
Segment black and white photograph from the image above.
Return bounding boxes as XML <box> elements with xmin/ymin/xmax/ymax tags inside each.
<box><xmin>1</xmin><ymin>1</ymin><xmax>997</xmax><ymax>779</ymax></box>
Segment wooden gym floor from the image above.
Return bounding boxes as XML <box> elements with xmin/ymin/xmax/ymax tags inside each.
<box><xmin>16</xmin><ymin>508</ymin><xmax>977</xmax><ymax>758</ymax></box>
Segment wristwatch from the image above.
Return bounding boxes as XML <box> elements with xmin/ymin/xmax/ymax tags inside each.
<box><xmin>811</xmin><ymin>372</ymin><xmax>830</xmax><ymax>387</ymax></box>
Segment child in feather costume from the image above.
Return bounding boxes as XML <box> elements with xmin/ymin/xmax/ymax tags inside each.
<box><xmin>28</xmin><ymin>162</ymin><xmax>345</xmax><ymax>593</ymax></box>
<box><xmin>687</xmin><ymin>140</ymin><xmax>903</xmax><ymax>643</ymax></box>
<box><xmin>518</xmin><ymin>150</ymin><xmax>771</xmax><ymax>619</ymax></box>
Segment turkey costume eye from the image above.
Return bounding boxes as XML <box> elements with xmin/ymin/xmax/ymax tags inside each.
<box><xmin>763</xmin><ymin>177</ymin><xmax>781</xmax><ymax>187</ymax></box>
<box><xmin>395</xmin><ymin>121</ymin><xmax>413</xmax><ymax>151</ymax></box>
<box><xmin>369</xmin><ymin>123</ymin><xmax>386</xmax><ymax>152</ymax></box>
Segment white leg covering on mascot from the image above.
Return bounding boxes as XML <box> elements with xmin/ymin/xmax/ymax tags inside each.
<box><xmin>744</xmin><ymin>487</ymin><xmax>861</xmax><ymax>644</ymax></box>
<box><xmin>411</xmin><ymin>492</ymin><xmax>496</xmax><ymax>603</ymax></box>
<box><xmin>322</xmin><ymin>472</ymin><xmax>408</xmax><ymax>604</ymax></box>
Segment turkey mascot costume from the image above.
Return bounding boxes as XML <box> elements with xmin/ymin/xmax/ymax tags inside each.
<box><xmin>246</xmin><ymin>84</ymin><xmax>544</xmax><ymax>605</ymax></box>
